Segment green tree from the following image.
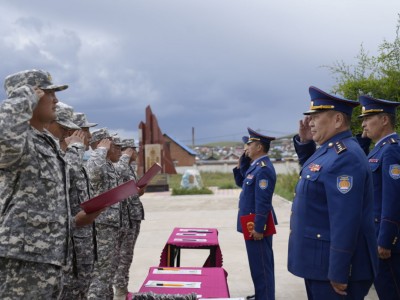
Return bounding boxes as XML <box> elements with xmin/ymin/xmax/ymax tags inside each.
<box><xmin>325</xmin><ymin>15</ymin><xmax>400</xmax><ymax>134</ymax></box>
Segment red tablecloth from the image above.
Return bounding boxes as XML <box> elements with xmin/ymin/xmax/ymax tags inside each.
<box><xmin>159</xmin><ymin>227</ymin><xmax>223</xmax><ymax>267</ymax></box>
<box><xmin>135</xmin><ymin>266</ymin><xmax>230</xmax><ymax>298</ymax></box>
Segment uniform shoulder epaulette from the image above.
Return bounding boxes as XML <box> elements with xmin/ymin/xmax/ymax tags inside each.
<box><xmin>389</xmin><ymin>137</ymin><xmax>398</xmax><ymax>144</ymax></box>
<box><xmin>333</xmin><ymin>141</ymin><xmax>347</xmax><ymax>154</ymax></box>
<box><xmin>260</xmin><ymin>161</ymin><xmax>267</xmax><ymax>167</ymax></box>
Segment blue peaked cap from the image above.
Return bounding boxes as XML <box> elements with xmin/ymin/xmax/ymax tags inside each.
<box><xmin>246</xmin><ymin>127</ymin><xmax>275</xmax><ymax>145</ymax></box>
<box><xmin>242</xmin><ymin>136</ymin><xmax>249</xmax><ymax>144</ymax></box>
<box><xmin>304</xmin><ymin>86</ymin><xmax>359</xmax><ymax>116</ymax></box>
<box><xmin>358</xmin><ymin>95</ymin><xmax>400</xmax><ymax>118</ymax></box>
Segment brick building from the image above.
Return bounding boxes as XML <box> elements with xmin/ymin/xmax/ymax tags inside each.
<box><xmin>163</xmin><ymin>134</ymin><xmax>197</xmax><ymax>167</ymax></box>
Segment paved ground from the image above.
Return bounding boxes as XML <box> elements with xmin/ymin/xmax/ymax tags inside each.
<box><xmin>127</xmin><ymin>188</ymin><xmax>378</xmax><ymax>299</ymax></box>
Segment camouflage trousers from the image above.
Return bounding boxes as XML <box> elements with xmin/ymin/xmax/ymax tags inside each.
<box><xmin>0</xmin><ymin>257</ymin><xmax>62</xmax><ymax>299</ymax></box>
<box><xmin>87</xmin><ymin>224</ymin><xmax>120</xmax><ymax>300</ymax></box>
<box><xmin>113</xmin><ymin>220</ymin><xmax>141</xmax><ymax>293</ymax></box>
<box><xmin>59</xmin><ymin>262</ymin><xmax>94</xmax><ymax>300</ymax></box>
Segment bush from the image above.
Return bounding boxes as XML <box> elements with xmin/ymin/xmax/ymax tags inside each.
<box><xmin>171</xmin><ymin>187</ymin><xmax>213</xmax><ymax>195</ymax></box>
<box><xmin>274</xmin><ymin>172</ymin><xmax>299</xmax><ymax>201</ymax></box>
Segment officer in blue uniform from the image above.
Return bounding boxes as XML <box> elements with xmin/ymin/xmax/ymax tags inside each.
<box><xmin>287</xmin><ymin>86</ymin><xmax>378</xmax><ymax>299</ymax></box>
<box><xmin>237</xmin><ymin>128</ymin><xmax>276</xmax><ymax>300</ymax></box>
<box><xmin>359</xmin><ymin>95</ymin><xmax>400</xmax><ymax>299</ymax></box>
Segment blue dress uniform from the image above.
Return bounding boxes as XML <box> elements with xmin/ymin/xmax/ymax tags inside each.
<box><xmin>359</xmin><ymin>95</ymin><xmax>400</xmax><ymax>299</ymax></box>
<box><xmin>237</xmin><ymin>128</ymin><xmax>277</xmax><ymax>300</ymax></box>
<box><xmin>288</xmin><ymin>87</ymin><xmax>378</xmax><ymax>299</ymax></box>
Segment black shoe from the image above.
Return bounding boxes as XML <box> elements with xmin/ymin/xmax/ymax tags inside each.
<box><xmin>246</xmin><ymin>295</ymin><xmax>255</xmax><ymax>300</ymax></box>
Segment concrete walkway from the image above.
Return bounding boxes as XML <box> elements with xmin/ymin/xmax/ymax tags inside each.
<box><xmin>127</xmin><ymin>188</ymin><xmax>378</xmax><ymax>299</ymax></box>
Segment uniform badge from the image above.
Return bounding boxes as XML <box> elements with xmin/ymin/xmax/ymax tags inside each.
<box><xmin>389</xmin><ymin>165</ymin><xmax>400</xmax><ymax>180</ymax></box>
<box><xmin>337</xmin><ymin>175</ymin><xmax>353</xmax><ymax>194</ymax></box>
<box><xmin>247</xmin><ymin>174</ymin><xmax>254</xmax><ymax>179</ymax></box>
<box><xmin>259</xmin><ymin>179</ymin><xmax>268</xmax><ymax>190</ymax></box>
<box><xmin>308</xmin><ymin>163</ymin><xmax>321</xmax><ymax>172</ymax></box>
<box><xmin>369</xmin><ymin>158</ymin><xmax>379</xmax><ymax>163</ymax></box>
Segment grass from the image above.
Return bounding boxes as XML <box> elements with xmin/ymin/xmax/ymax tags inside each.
<box><xmin>168</xmin><ymin>171</ymin><xmax>299</xmax><ymax>200</ymax></box>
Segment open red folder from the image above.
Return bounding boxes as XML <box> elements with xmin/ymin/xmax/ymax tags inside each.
<box><xmin>240</xmin><ymin>211</ymin><xmax>276</xmax><ymax>240</ymax></box>
<box><xmin>137</xmin><ymin>163</ymin><xmax>162</xmax><ymax>188</ymax></box>
<box><xmin>80</xmin><ymin>179</ymin><xmax>139</xmax><ymax>213</ymax></box>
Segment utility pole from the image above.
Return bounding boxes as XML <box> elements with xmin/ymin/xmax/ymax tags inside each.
<box><xmin>192</xmin><ymin>127</ymin><xmax>195</xmax><ymax>148</ymax></box>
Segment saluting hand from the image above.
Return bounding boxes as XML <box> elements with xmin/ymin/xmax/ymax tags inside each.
<box><xmin>330</xmin><ymin>281</ymin><xmax>347</xmax><ymax>296</ymax></box>
<box><xmin>33</xmin><ymin>86</ymin><xmax>45</xmax><ymax>99</ymax></box>
<box><xmin>122</xmin><ymin>148</ymin><xmax>134</xmax><ymax>157</ymax></box>
<box><xmin>65</xmin><ymin>130</ymin><xmax>85</xmax><ymax>146</ymax></box>
<box><xmin>299</xmin><ymin>116</ymin><xmax>313</xmax><ymax>143</ymax></box>
<box><xmin>97</xmin><ymin>139</ymin><xmax>112</xmax><ymax>151</ymax></box>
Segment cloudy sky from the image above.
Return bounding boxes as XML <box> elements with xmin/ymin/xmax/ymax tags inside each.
<box><xmin>1</xmin><ymin>1</ymin><xmax>399</xmax><ymax>144</ymax></box>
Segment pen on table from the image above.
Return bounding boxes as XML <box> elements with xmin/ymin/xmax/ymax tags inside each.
<box><xmin>157</xmin><ymin>267</ymin><xmax>180</xmax><ymax>271</ymax></box>
<box><xmin>155</xmin><ymin>283</ymin><xmax>185</xmax><ymax>287</ymax></box>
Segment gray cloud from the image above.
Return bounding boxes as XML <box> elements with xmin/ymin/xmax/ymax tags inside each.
<box><xmin>0</xmin><ymin>0</ymin><xmax>399</xmax><ymax>143</ymax></box>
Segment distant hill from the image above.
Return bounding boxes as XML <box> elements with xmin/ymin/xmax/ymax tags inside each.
<box><xmin>196</xmin><ymin>134</ymin><xmax>296</xmax><ymax>148</ymax></box>
<box><xmin>197</xmin><ymin>141</ymin><xmax>242</xmax><ymax>148</ymax></box>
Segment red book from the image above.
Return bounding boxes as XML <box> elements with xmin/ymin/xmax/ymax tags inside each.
<box><xmin>137</xmin><ymin>163</ymin><xmax>162</xmax><ymax>188</ymax></box>
<box><xmin>240</xmin><ymin>211</ymin><xmax>276</xmax><ymax>240</ymax></box>
<box><xmin>80</xmin><ymin>179</ymin><xmax>139</xmax><ymax>213</ymax></box>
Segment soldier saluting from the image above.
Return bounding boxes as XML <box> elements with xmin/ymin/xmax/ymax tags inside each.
<box><xmin>0</xmin><ymin>70</ymin><xmax>101</xmax><ymax>299</ymax></box>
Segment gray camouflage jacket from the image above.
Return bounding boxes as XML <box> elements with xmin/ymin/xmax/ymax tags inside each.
<box><xmin>65</xmin><ymin>144</ymin><xmax>97</xmax><ymax>265</ymax></box>
<box><xmin>0</xmin><ymin>85</ymin><xmax>71</xmax><ymax>266</ymax></box>
<box><xmin>86</xmin><ymin>147</ymin><xmax>121</xmax><ymax>227</ymax></box>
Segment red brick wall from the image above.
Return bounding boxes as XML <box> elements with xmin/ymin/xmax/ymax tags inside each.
<box><xmin>164</xmin><ymin>136</ymin><xmax>196</xmax><ymax>167</ymax></box>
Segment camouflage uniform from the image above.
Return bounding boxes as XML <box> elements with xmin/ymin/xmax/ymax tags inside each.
<box><xmin>0</xmin><ymin>70</ymin><xmax>70</xmax><ymax>299</ymax></box>
<box><xmin>58</xmin><ymin>110</ymin><xmax>98</xmax><ymax>300</ymax></box>
<box><xmin>87</xmin><ymin>129</ymin><xmax>122</xmax><ymax>300</ymax></box>
<box><xmin>113</xmin><ymin>139</ymin><xmax>145</xmax><ymax>297</ymax></box>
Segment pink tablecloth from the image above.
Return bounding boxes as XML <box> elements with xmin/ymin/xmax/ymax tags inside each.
<box><xmin>136</xmin><ymin>266</ymin><xmax>230</xmax><ymax>298</ymax></box>
<box><xmin>159</xmin><ymin>227</ymin><xmax>223</xmax><ymax>267</ymax></box>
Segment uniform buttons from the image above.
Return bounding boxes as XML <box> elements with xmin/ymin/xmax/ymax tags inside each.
<box><xmin>306</xmin><ymin>175</ymin><xmax>310</xmax><ymax>179</ymax></box>
<box><xmin>328</xmin><ymin>142</ymin><xmax>333</xmax><ymax>147</ymax></box>
<box><xmin>317</xmin><ymin>234</ymin><xmax>321</xmax><ymax>238</ymax></box>
<box><xmin>299</xmin><ymin>176</ymin><xmax>302</xmax><ymax>179</ymax></box>
<box><xmin>374</xmin><ymin>218</ymin><xmax>379</xmax><ymax>222</ymax></box>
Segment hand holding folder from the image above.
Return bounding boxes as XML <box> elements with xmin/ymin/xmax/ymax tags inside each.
<box><xmin>137</xmin><ymin>163</ymin><xmax>162</xmax><ymax>188</ymax></box>
<box><xmin>240</xmin><ymin>211</ymin><xmax>276</xmax><ymax>240</ymax></box>
<box><xmin>80</xmin><ymin>163</ymin><xmax>162</xmax><ymax>213</ymax></box>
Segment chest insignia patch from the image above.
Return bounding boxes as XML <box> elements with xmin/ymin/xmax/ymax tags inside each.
<box><xmin>308</xmin><ymin>163</ymin><xmax>322</xmax><ymax>172</ymax></box>
<box><xmin>247</xmin><ymin>174</ymin><xmax>254</xmax><ymax>180</ymax></box>
<box><xmin>259</xmin><ymin>179</ymin><xmax>268</xmax><ymax>190</ymax></box>
<box><xmin>389</xmin><ymin>164</ymin><xmax>400</xmax><ymax>180</ymax></box>
<box><xmin>369</xmin><ymin>158</ymin><xmax>379</xmax><ymax>163</ymax></box>
<box><xmin>337</xmin><ymin>175</ymin><xmax>353</xmax><ymax>194</ymax></box>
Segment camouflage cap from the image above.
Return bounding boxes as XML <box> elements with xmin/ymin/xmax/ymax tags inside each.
<box><xmin>55</xmin><ymin>102</ymin><xmax>81</xmax><ymax>130</ymax></box>
<box><xmin>73</xmin><ymin>112</ymin><xmax>98</xmax><ymax>128</ymax></box>
<box><xmin>111</xmin><ymin>136</ymin><xmax>124</xmax><ymax>146</ymax></box>
<box><xmin>4</xmin><ymin>69</ymin><xmax>68</xmax><ymax>97</ymax></box>
<box><xmin>121</xmin><ymin>138</ymin><xmax>136</xmax><ymax>148</ymax></box>
<box><xmin>91</xmin><ymin>128</ymin><xmax>112</xmax><ymax>144</ymax></box>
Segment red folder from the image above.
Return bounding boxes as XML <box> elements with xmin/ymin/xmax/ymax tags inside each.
<box><xmin>80</xmin><ymin>179</ymin><xmax>139</xmax><ymax>213</ymax></box>
<box><xmin>240</xmin><ymin>211</ymin><xmax>276</xmax><ymax>240</ymax></box>
<box><xmin>137</xmin><ymin>163</ymin><xmax>162</xmax><ymax>188</ymax></box>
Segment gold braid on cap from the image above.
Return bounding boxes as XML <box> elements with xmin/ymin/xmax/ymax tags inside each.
<box><xmin>309</xmin><ymin>101</ymin><xmax>335</xmax><ymax>110</ymax></box>
<box><xmin>361</xmin><ymin>107</ymin><xmax>384</xmax><ymax>114</ymax></box>
<box><xmin>248</xmin><ymin>137</ymin><xmax>261</xmax><ymax>142</ymax></box>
